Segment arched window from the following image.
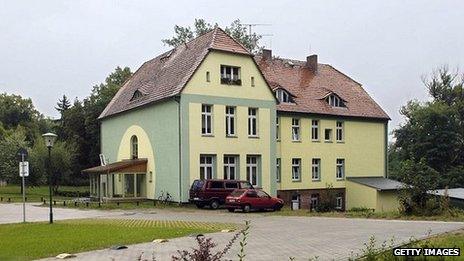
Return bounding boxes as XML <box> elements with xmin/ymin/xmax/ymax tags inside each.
<box><xmin>131</xmin><ymin>135</ymin><xmax>138</xmax><ymax>159</ymax></box>
<box><xmin>326</xmin><ymin>94</ymin><xmax>345</xmax><ymax>108</ymax></box>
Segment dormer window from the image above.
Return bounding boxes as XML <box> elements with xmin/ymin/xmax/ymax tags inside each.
<box><xmin>326</xmin><ymin>94</ymin><xmax>345</xmax><ymax>107</ymax></box>
<box><xmin>130</xmin><ymin>90</ymin><xmax>144</xmax><ymax>101</ymax></box>
<box><xmin>276</xmin><ymin>89</ymin><xmax>294</xmax><ymax>103</ymax></box>
<box><xmin>220</xmin><ymin>65</ymin><xmax>241</xmax><ymax>85</ymax></box>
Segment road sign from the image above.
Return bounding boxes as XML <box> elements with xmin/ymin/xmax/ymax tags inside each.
<box><xmin>17</xmin><ymin>148</ymin><xmax>28</xmax><ymax>161</ymax></box>
<box><xmin>19</xmin><ymin>162</ymin><xmax>29</xmax><ymax>177</ymax></box>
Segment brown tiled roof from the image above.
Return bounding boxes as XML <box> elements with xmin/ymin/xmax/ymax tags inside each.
<box><xmin>255</xmin><ymin>56</ymin><xmax>390</xmax><ymax>120</ymax></box>
<box><xmin>99</xmin><ymin>27</ymin><xmax>251</xmax><ymax>119</ymax></box>
<box><xmin>82</xmin><ymin>158</ymin><xmax>147</xmax><ymax>174</ymax></box>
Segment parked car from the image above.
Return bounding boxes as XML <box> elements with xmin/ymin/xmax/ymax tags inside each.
<box><xmin>225</xmin><ymin>189</ymin><xmax>284</xmax><ymax>212</ymax></box>
<box><xmin>189</xmin><ymin>179</ymin><xmax>253</xmax><ymax>209</ymax></box>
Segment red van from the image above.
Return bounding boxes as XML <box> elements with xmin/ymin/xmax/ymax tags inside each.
<box><xmin>189</xmin><ymin>179</ymin><xmax>253</xmax><ymax>209</ymax></box>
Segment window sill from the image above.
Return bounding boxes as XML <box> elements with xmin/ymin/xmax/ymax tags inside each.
<box><xmin>202</xmin><ymin>134</ymin><xmax>214</xmax><ymax>137</ymax></box>
<box><xmin>336</xmin><ymin>178</ymin><xmax>345</xmax><ymax>181</ymax></box>
<box><xmin>248</xmin><ymin>136</ymin><xmax>260</xmax><ymax>139</ymax></box>
<box><xmin>226</xmin><ymin>135</ymin><xmax>238</xmax><ymax>138</ymax></box>
<box><xmin>291</xmin><ymin>179</ymin><xmax>301</xmax><ymax>182</ymax></box>
<box><xmin>292</xmin><ymin>140</ymin><xmax>301</xmax><ymax>143</ymax></box>
<box><xmin>324</xmin><ymin>140</ymin><xmax>333</xmax><ymax>143</ymax></box>
<box><xmin>312</xmin><ymin>179</ymin><xmax>321</xmax><ymax>182</ymax></box>
<box><xmin>312</xmin><ymin>139</ymin><xmax>320</xmax><ymax>143</ymax></box>
<box><xmin>336</xmin><ymin>141</ymin><xmax>345</xmax><ymax>144</ymax></box>
<box><xmin>276</xmin><ymin>139</ymin><xmax>281</xmax><ymax>142</ymax></box>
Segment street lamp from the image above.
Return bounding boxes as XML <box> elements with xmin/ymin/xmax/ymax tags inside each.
<box><xmin>42</xmin><ymin>132</ymin><xmax>57</xmax><ymax>224</ymax></box>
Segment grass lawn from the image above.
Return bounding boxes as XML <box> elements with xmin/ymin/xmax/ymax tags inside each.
<box><xmin>0</xmin><ymin>218</ymin><xmax>236</xmax><ymax>260</ymax></box>
<box><xmin>0</xmin><ymin>185</ymin><xmax>88</xmax><ymax>202</ymax></box>
<box><xmin>267</xmin><ymin>207</ymin><xmax>464</xmax><ymax>222</ymax></box>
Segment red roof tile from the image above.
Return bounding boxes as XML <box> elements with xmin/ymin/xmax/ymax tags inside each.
<box><xmin>99</xmin><ymin>27</ymin><xmax>250</xmax><ymax>119</ymax></box>
<box><xmin>255</xmin><ymin>56</ymin><xmax>390</xmax><ymax>120</ymax></box>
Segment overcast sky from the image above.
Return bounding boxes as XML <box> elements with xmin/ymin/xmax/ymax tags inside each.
<box><xmin>1</xmin><ymin>0</ymin><xmax>463</xmax><ymax>138</ymax></box>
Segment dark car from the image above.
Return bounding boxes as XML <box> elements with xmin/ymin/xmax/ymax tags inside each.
<box><xmin>189</xmin><ymin>179</ymin><xmax>253</xmax><ymax>209</ymax></box>
<box><xmin>225</xmin><ymin>189</ymin><xmax>284</xmax><ymax>212</ymax></box>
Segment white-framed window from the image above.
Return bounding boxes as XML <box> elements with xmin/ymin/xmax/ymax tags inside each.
<box><xmin>292</xmin><ymin>118</ymin><xmax>300</xmax><ymax>141</ymax></box>
<box><xmin>225</xmin><ymin>106</ymin><xmax>236</xmax><ymax>136</ymax></box>
<box><xmin>223</xmin><ymin>155</ymin><xmax>237</xmax><ymax>180</ymax></box>
<box><xmin>336</xmin><ymin>159</ymin><xmax>345</xmax><ymax>180</ymax></box>
<box><xmin>292</xmin><ymin>158</ymin><xmax>301</xmax><ymax>181</ymax></box>
<box><xmin>336</xmin><ymin>121</ymin><xmax>344</xmax><ymax>141</ymax></box>
<box><xmin>200</xmin><ymin>155</ymin><xmax>214</xmax><ymax>180</ymax></box>
<box><xmin>276</xmin><ymin>89</ymin><xmax>293</xmax><ymax>103</ymax></box>
<box><xmin>324</xmin><ymin>129</ymin><xmax>332</xmax><ymax>141</ymax></box>
<box><xmin>206</xmin><ymin>71</ymin><xmax>210</xmax><ymax>82</ymax></box>
<box><xmin>336</xmin><ymin>195</ymin><xmax>343</xmax><ymax>210</ymax></box>
<box><xmin>327</xmin><ymin>94</ymin><xmax>345</xmax><ymax>107</ymax></box>
<box><xmin>246</xmin><ymin>155</ymin><xmax>259</xmax><ymax>186</ymax></box>
<box><xmin>276</xmin><ymin>158</ymin><xmax>281</xmax><ymax>182</ymax></box>
<box><xmin>201</xmin><ymin>104</ymin><xmax>213</xmax><ymax>135</ymax></box>
<box><xmin>312</xmin><ymin>158</ymin><xmax>321</xmax><ymax>180</ymax></box>
<box><xmin>251</xmin><ymin>76</ymin><xmax>255</xmax><ymax>87</ymax></box>
<box><xmin>131</xmin><ymin>135</ymin><xmax>138</xmax><ymax>159</ymax></box>
<box><xmin>276</xmin><ymin>116</ymin><xmax>280</xmax><ymax>140</ymax></box>
<box><xmin>248</xmin><ymin>108</ymin><xmax>258</xmax><ymax>137</ymax></box>
<box><xmin>221</xmin><ymin>65</ymin><xmax>241</xmax><ymax>85</ymax></box>
<box><xmin>311</xmin><ymin>120</ymin><xmax>319</xmax><ymax>141</ymax></box>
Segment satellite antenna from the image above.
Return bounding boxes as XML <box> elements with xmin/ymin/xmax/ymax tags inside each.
<box><xmin>99</xmin><ymin>154</ymin><xmax>107</xmax><ymax>166</ymax></box>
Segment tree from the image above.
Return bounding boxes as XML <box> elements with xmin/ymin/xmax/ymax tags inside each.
<box><xmin>0</xmin><ymin>127</ymin><xmax>28</xmax><ymax>184</ymax></box>
<box><xmin>162</xmin><ymin>19</ymin><xmax>263</xmax><ymax>53</ymax></box>
<box><xmin>82</xmin><ymin>66</ymin><xmax>132</xmax><ymax>168</ymax></box>
<box><xmin>392</xmin><ymin>66</ymin><xmax>464</xmax><ymax>188</ymax></box>
<box><xmin>396</xmin><ymin>159</ymin><xmax>441</xmax><ymax>215</ymax></box>
<box><xmin>55</xmin><ymin>95</ymin><xmax>71</xmax><ymax>115</ymax></box>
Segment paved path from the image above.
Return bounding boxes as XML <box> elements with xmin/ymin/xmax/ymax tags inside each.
<box><xmin>1</xmin><ymin>204</ymin><xmax>463</xmax><ymax>260</ymax></box>
<box><xmin>0</xmin><ymin>203</ymin><xmax>123</xmax><ymax>224</ymax></box>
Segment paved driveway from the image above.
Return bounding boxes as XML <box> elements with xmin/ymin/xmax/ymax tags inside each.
<box><xmin>1</xmin><ymin>203</ymin><xmax>463</xmax><ymax>260</ymax></box>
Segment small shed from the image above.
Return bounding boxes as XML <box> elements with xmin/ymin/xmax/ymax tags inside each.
<box><xmin>346</xmin><ymin>177</ymin><xmax>404</xmax><ymax>212</ymax></box>
<box><xmin>430</xmin><ymin>188</ymin><xmax>464</xmax><ymax>209</ymax></box>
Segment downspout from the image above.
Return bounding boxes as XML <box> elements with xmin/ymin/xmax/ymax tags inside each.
<box><xmin>175</xmin><ymin>96</ymin><xmax>182</xmax><ymax>203</ymax></box>
<box><xmin>384</xmin><ymin>121</ymin><xmax>389</xmax><ymax>178</ymax></box>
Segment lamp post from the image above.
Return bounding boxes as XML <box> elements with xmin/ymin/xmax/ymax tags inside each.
<box><xmin>42</xmin><ymin>133</ymin><xmax>57</xmax><ymax>224</ymax></box>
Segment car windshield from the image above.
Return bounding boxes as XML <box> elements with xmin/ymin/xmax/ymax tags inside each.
<box><xmin>230</xmin><ymin>189</ymin><xmax>246</xmax><ymax>197</ymax></box>
<box><xmin>240</xmin><ymin>182</ymin><xmax>253</xmax><ymax>189</ymax></box>
<box><xmin>192</xmin><ymin>180</ymin><xmax>204</xmax><ymax>190</ymax></box>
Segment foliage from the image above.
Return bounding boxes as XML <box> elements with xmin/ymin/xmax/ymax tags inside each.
<box><xmin>0</xmin><ymin>219</ymin><xmax>226</xmax><ymax>260</ymax></box>
<box><xmin>172</xmin><ymin>220</ymin><xmax>250</xmax><ymax>261</ymax></box>
<box><xmin>162</xmin><ymin>18</ymin><xmax>263</xmax><ymax>53</ymax></box>
<box><xmin>390</xmin><ymin>66</ymin><xmax>464</xmax><ymax>189</ymax></box>
<box><xmin>0</xmin><ymin>127</ymin><xmax>28</xmax><ymax>184</ymax></box>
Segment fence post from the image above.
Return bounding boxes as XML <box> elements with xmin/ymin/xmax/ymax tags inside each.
<box><xmin>8</xmin><ymin>198</ymin><xmax>11</xmax><ymax>202</ymax></box>
<box><xmin>136</xmin><ymin>201</ymin><xmax>139</xmax><ymax>206</ymax></box>
<box><xmin>63</xmin><ymin>201</ymin><xmax>66</xmax><ymax>206</ymax></box>
<box><xmin>98</xmin><ymin>202</ymin><xmax>101</xmax><ymax>207</ymax></box>
<box><xmin>1</xmin><ymin>197</ymin><xmax>3</xmax><ymax>201</ymax></box>
<box><xmin>86</xmin><ymin>202</ymin><xmax>89</xmax><ymax>207</ymax></box>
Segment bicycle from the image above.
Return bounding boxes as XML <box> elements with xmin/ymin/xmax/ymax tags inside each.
<box><xmin>157</xmin><ymin>190</ymin><xmax>172</xmax><ymax>205</ymax></box>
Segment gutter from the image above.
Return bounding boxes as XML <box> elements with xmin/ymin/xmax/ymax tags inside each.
<box><xmin>174</xmin><ymin>96</ymin><xmax>182</xmax><ymax>203</ymax></box>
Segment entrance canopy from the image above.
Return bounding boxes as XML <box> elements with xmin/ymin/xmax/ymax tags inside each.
<box><xmin>82</xmin><ymin>158</ymin><xmax>147</xmax><ymax>175</ymax></box>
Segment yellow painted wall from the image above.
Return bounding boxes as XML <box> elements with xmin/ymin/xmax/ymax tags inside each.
<box><xmin>116</xmin><ymin>125</ymin><xmax>156</xmax><ymax>199</ymax></box>
<box><xmin>277</xmin><ymin>116</ymin><xmax>386</xmax><ymax>190</ymax></box>
<box><xmin>183</xmin><ymin>51</ymin><xmax>276</xmax><ymax>101</ymax></box>
<box><xmin>346</xmin><ymin>180</ymin><xmax>377</xmax><ymax>210</ymax></box>
<box><xmin>376</xmin><ymin>191</ymin><xmax>400</xmax><ymax>212</ymax></box>
<box><xmin>183</xmin><ymin>51</ymin><xmax>275</xmax><ymax>193</ymax></box>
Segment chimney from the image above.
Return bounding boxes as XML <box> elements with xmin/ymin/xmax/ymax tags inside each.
<box><xmin>262</xmin><ymin>49</ymin><xmax>272</xmax><ymax>60</ymax></box>
<box><xmin>306</xmin><ymin>54</ymin><xmax>318</xmax><ymax>72</ymax></box>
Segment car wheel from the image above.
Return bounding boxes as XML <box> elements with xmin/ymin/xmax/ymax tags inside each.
<box><xmin>195</xmin><ymin>203</ymin><xmax>204</xmax><ymax>209</ymax></box>
<box><xmin>243</xmin><ymin>204</ymin><xmax>251</xmax><ymax>213</ymax></box>
<box><xmin>210</xmin><ymin>200</ymin><xmax>220</xmax><ymax>210</ymax></box>
<box><xmin>227</xmin><ymin>208</ymin><xmax>235</xmax><ymax>212</ymax></box>
<box><xmin>273</xmin><ymin>204</ymin><xmax>282</xmax><ymax>211</ymax></box>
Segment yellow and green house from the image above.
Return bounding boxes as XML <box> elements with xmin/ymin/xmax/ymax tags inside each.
<box><xmin>83</xmin><ymin>27</ymin><xmax>402</xmax><ymax>212</ymax></box>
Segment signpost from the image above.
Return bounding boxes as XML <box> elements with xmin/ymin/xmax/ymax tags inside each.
<box><xmin>18</xmin><ymin>148</ymin><xmax>28</xmax><ymax>223</ymax></box>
